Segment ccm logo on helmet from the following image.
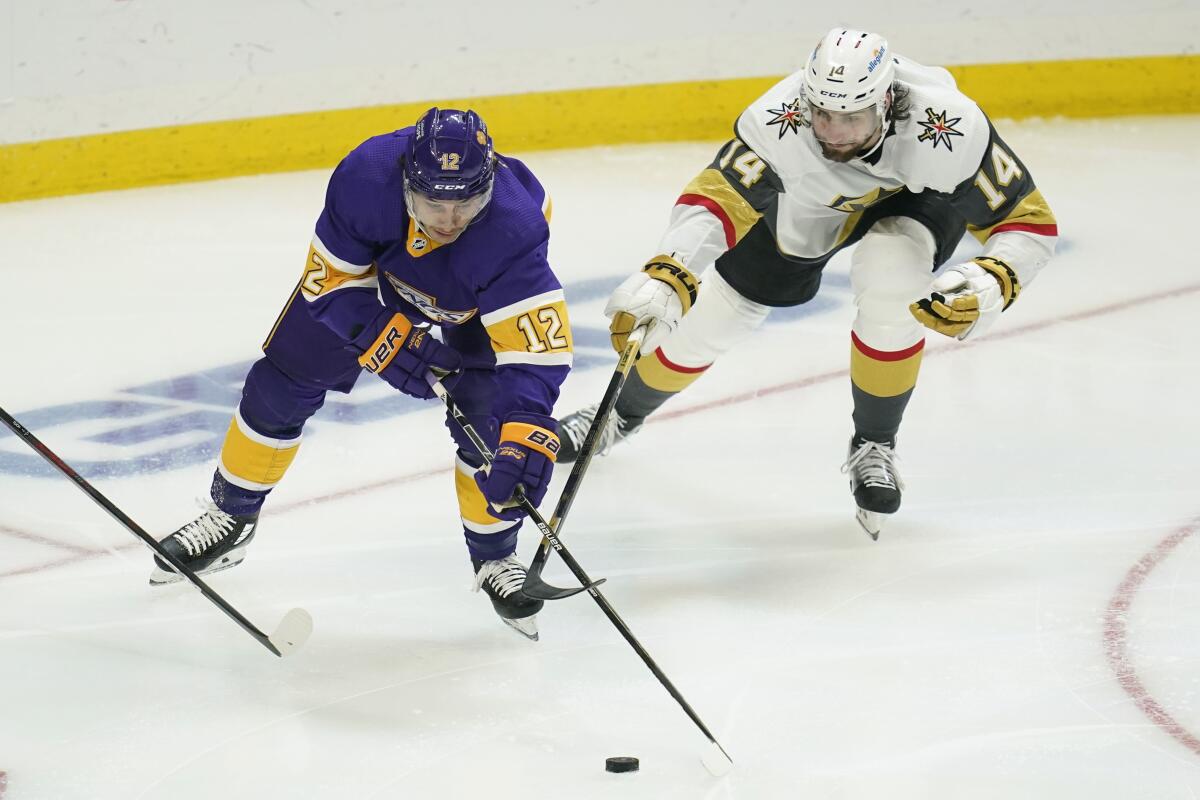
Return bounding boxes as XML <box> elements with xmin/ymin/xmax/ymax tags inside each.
<box><xmin>433</xmin><ymin>183</ymin><xmax>465</xmax><ymax>190</ymax></box>
<box><xmin>820</xmin><ymin>90</ymin><xmax>849</xmax><ymax>99</ymax></box>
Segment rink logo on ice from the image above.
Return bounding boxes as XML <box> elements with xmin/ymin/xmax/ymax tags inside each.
<box><xmin>0</xmin><ymin>272</ymin><xmax>856</xmax><ymax>479</ymax></box>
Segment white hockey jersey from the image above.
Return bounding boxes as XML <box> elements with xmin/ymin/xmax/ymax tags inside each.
<box><xmin>657</xmin><ymin>55</ymin><xmax>1058</xmax><ymax>288</ymax></box>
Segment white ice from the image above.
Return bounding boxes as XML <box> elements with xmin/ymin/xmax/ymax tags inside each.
<box><xmin>1</xmin><ymin>116</ymin><xmax>1199</xmax><ymax>799</ymax></box>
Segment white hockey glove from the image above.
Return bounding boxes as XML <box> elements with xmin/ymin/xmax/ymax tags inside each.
<box><xmin>909</xmin><ymin>256</ymin><xmax>1021</xmax><ymax>341</ymax></box>
<box><xmin>606</xmin><ymin>254</ymin><xmax>699</xmax><ymax>353</ymax></box>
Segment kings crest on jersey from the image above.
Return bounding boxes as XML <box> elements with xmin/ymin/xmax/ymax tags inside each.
<box><xmin>660</xmin><ymin>53</ymin><xmax>1057</xmax><ymax>283</ymax></box>
<box><xmin>286</xmin><ymin>125</ymin><xmax>571</xmax><ymax>411</ymax></box>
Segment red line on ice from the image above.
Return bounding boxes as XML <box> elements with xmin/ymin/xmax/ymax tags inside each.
<box><xmin>1102</xmin><ymin>518</ymin><xmax>1200</xmax><ymax>758</ymax></box>
<box><xmin>0</xmin><ymin>467</ymin><xmax>450</xmax><ymax>580</ymax></box>
<box><xmin>0</xmin><ymin>522</ymin><xmax>102</xmax><ymax>555</ymax></box>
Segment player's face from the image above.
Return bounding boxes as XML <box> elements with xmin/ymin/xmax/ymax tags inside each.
<box><xmin>808</xmin><ymin>104</ymin><xmax>883</xmax><ymax>163</ymax></box>
<box><xmin>408</xmin><ymin>187</ymin><xmax>491</xmax><ymax>243</ymax></box>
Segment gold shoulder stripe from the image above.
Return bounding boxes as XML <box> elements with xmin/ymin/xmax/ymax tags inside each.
<box><xmin>301</xmin><ymin>245</ymin><xmax>378</xmax><ymax>300</ymax></box>
<box><xmin>680</xmin><ymin>168</ymin><xmax>763</xmax><ymax>244</ymax></box>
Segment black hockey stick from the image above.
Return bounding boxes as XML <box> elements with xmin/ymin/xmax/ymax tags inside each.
<box><xmin>521</xmin><ymin>326</ymin><xmax>646</xmax><ymax>600</ymax></box>
<box><xmin>428</xmin><ymin>374</ymin><xmax>733</xmax><ymax>775</ymax></box>
<box><xmin>0</xmin><ymin>405</ymin><xmax>312</xmax><ymax>658</ymax></box>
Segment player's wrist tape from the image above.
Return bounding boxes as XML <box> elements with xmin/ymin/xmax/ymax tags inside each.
<box><xmin>643</xmin><ymin>255</ymin><xmax>699</xmax><ymax>314</ymax></box>
<box><xmin>499</xmin><ymin>421</ymin><xmax>561</xmax><ymax>462</ymax></box>
<box><xmin>357</xmin><ymin>313</ymin><xmax>415</xmax><ymax>373</ymax></box>
<box><xmin>973</xmin><ymin>256</ymin><xmax>1020</xmax><ymax>309</ymax></box>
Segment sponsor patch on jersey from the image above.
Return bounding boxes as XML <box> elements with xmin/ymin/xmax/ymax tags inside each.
<box><xmin>383</xmin><ymin>273</ymin><xmax>478</xmax><ymax>325</ymax></box>
<box><xmin>765</xmin><ymin>98</ymin><xmax>808</xmax><ymax>139</ymax></box>
<box><xmin>916</xmin><ymin>107</ymin><xmax>965</xmax><ymax>151</ymax></box>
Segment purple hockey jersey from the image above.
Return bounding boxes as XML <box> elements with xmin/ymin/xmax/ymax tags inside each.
<box><xmin>296</xmin><ymin>128</ymin><xmax>572</xmax><ymax>418</ymax></box>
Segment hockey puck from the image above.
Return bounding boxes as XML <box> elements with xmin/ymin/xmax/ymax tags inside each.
<box><xmin>605</xmin><ymin>756</ymin><xmax>639</xmax><ymax>773</ymax></box>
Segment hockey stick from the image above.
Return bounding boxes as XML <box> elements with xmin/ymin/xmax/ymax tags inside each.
<box><xmin>424</xmin><ymin>374</ymin><xmax>608</xmax><ymax>597</ymax></box>
<box><xmin>428</xmin><ymin>375</ymin><xmax>733</xmax><ymax>775</ymax></box>
<box><xmin>521</xmin><ymin>326</ymin><xmax>646</xmax><ymax>600</ymax></box>
<box><xmin>0</xmin><ymin>406</ymin><xmax>312</xmax><ymax>658</ymax></box>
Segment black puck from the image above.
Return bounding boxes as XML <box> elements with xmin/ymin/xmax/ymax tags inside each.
<box><xmin>605</xmin><ymin>756</ymin><xmax>639</xmax><ymax>773</ymax></box>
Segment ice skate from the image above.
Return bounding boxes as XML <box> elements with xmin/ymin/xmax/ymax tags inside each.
<box><xmin>556</xmin><ymin>402</ymin><xmax>641</xmax><ymax>464</ymax></box>
<box><xmin>841</xmin><ymin>437</ymin><xmax>904</xmax><ymax>541</ymax></box>
<box><xmin>149</xmin><ymin>502</ymin><xmax>260</xmax><ymax>585</ymax></box>
<box><xmin>472</xmin><ymin>554</ymin><xmax>544</xmax><ymax>641</ymax></box>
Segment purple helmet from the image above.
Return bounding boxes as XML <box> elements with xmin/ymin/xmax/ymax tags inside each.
<box><xmin>404</xmin><ymin>107</ymin><xmax>495</xmax><ymax>201</ymax></box>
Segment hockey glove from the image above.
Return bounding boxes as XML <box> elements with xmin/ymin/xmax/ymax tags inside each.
<box><xmin>606</xmin><ymin>254</ymin><xmax>699</xmax><ymax>353</ymax></box>
<box><xmin>357</xmin><ymin>312</ymin><xmax>462</xmax><ymax>399</ymax></box>
<box><xmin>909</xmin><ymin>256</ymin><xmax>1020</xmax><ymax>341</ymax></box>
<box><xmin>473</xmin><ymin>412</ymin><xmax>560</xmax><ymax>521</ymax></box>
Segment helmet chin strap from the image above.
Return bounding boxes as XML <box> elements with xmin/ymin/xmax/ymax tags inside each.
<box><xmin>855</xmin><ymin>93</ymin><xmax>893</xmax><ymax>160</ymax></box>
<box><xmin>402</xmin><ymin>179</ymin><xmax>432</xmax><ymax>235</ymax></box>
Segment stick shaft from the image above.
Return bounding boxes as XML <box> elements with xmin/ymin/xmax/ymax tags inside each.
<box><xmin>535</xmin><ymin>331</ymin><xmax>643</xmax><ymax>566</ymax></box>
<box><xmin>0</xmin><ymin>406</ymin><xmax>284</xmax><ymax>656</ymax></box>
<box><xmin>429</xmin><ymin>377</ymin><xmax>730</xmax><ymax>756</ymax></box>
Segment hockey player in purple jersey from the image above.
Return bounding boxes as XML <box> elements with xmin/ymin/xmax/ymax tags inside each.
<box><xmin>149</xmin><ymin>108</ymin><xmax>572</xmax><ymax>640</ymax></box>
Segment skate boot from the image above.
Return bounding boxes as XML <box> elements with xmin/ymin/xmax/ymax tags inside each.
<box><xmin>472</xmin><ymin>554</ymin><xmax>544</xmax><ymax>641</ymax></box>
<box><xmin>149</xmin><ymin>502</ymin><xmax>260</xmax><ymax>585</ymax></box>
<box><xmin>841</xmin><ymin>436</ymin><xmax>904</xmax><ymax>541</ymax></box>
<box><xmin>556</xmin><ymin>402</ymin><xmax>641</xmax><ymax>464</ymax></box>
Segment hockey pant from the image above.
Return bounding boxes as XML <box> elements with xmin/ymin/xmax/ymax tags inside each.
<box><xmin>616</xmin><ymin>216</ymin><xmax>938</xmax><ymax>444</ymax></box>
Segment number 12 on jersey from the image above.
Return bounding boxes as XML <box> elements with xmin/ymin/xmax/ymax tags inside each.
<box><xmin>517</xmin><ymin>307</ymin><xmax>569</xmax><ymax>352</ymax></box>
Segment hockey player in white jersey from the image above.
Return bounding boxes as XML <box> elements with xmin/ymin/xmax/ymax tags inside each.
<box><xmin>557</xmin><ymin>27</ymin><xmax>1058</xmax><ymax>538</ymax></box>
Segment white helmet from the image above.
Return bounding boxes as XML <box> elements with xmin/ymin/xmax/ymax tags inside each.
<box><xmin>804</xmin><ymin>28</ymin><xmax>894</xmax><ymax>117</ymax></box>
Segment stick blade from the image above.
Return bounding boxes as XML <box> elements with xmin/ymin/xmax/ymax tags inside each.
<box><xmin>523</xmin><ymin>568</ymin><xmax>606</xmax><ymax>601</ymax></box>
<box><xmin>268</xmin><ymin>608</ymin><xmax>313</xmax><ymax>657</ymax></box>
<box><xmin>700</xmin><ymin>741</ymin><xmax>733</xmax><ymax>777</ymax></box>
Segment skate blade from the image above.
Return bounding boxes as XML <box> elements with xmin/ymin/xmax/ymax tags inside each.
<box><xmin>855</xmin><ymin>509</ymin><xmax>884</xmax><ymax>541</ymax></box>
<box><xmin>148</xmin><ymin>547</ymin><xmax>248</xmax><ymax>586</ymax></box>
<box><xmin>501</xmin><ymin>615</ymin><xmax>539</xmax><ymax>642</ymax></box>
